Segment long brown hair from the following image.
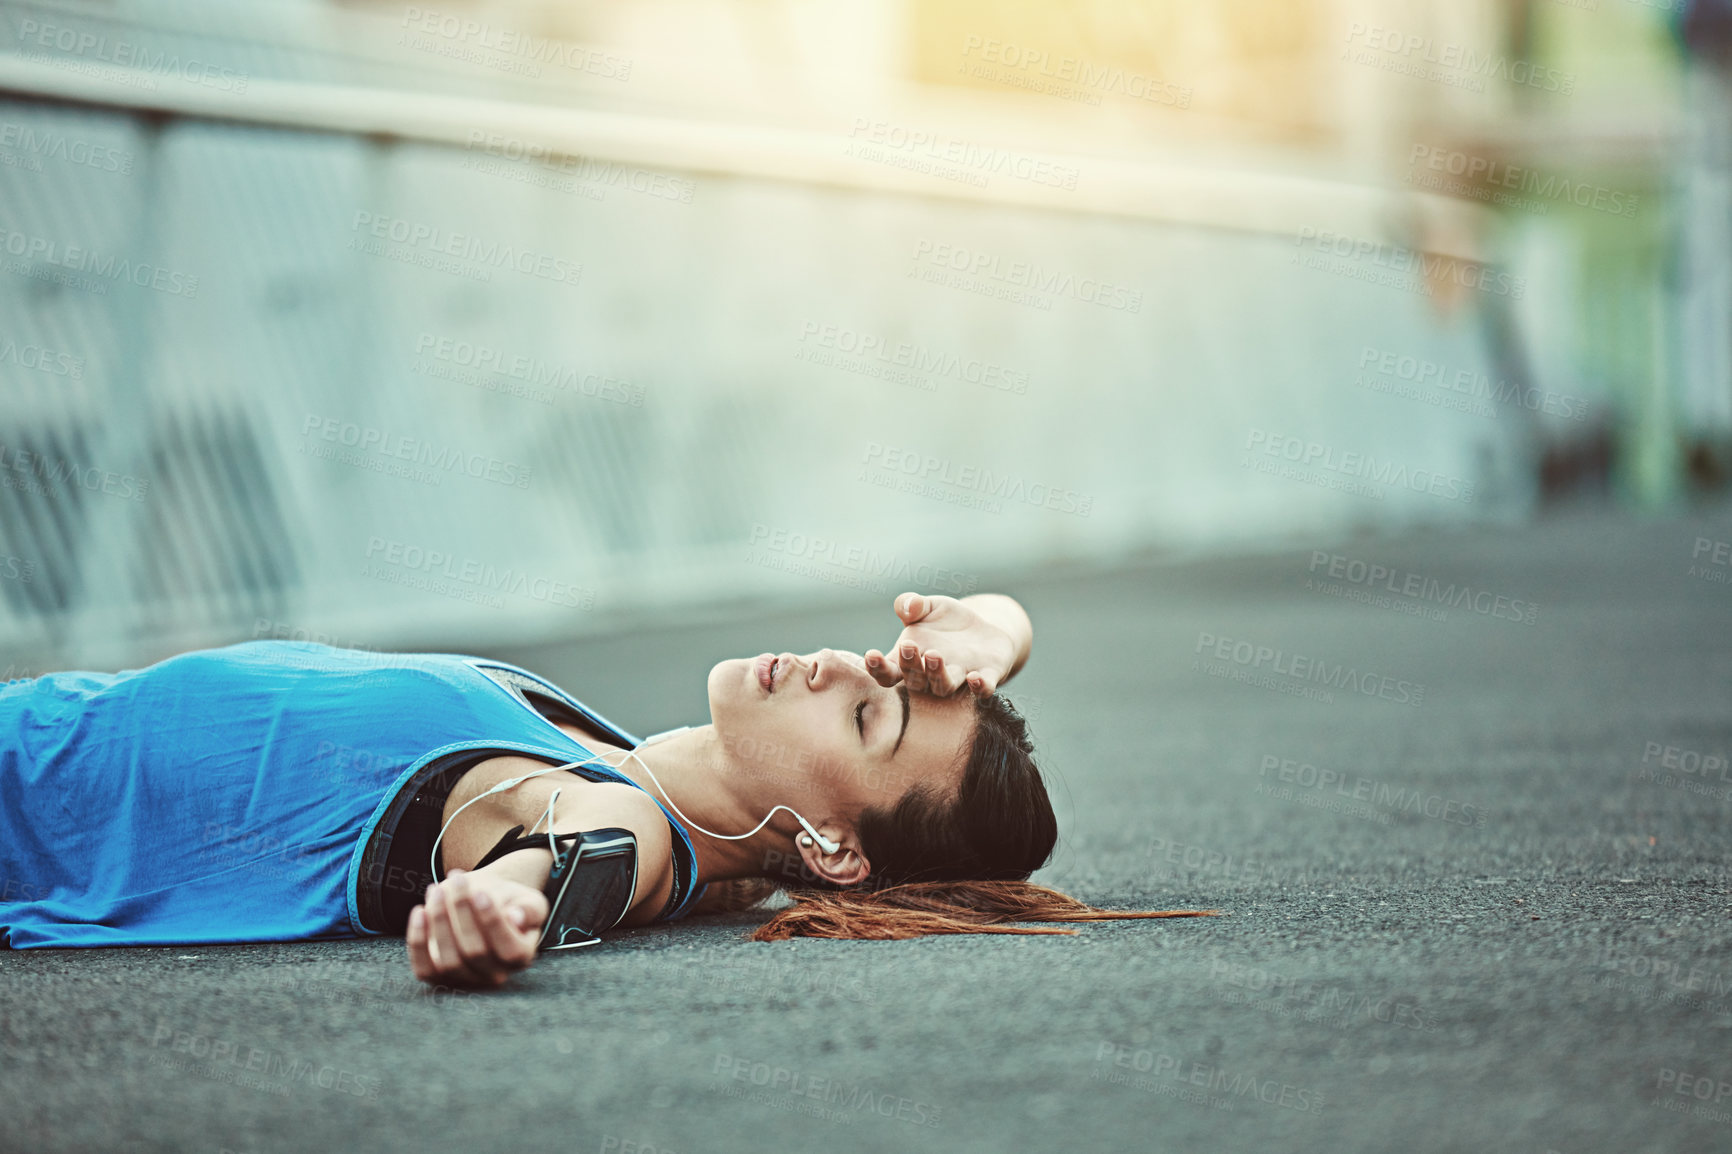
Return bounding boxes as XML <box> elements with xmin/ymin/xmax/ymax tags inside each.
<box><xmin>753</xmin><ymin>879</ymin><xmax>1215</xmax><ymax>940</ymax></box>
<box><xmin>703</xmin><ymin>693</ymin><xmax>1217</xmax><ymax>939</ymax></box>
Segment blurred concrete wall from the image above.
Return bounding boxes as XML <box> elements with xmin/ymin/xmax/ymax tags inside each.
<box><xmin>31</xmin><ymin>0</ymin><xmax>1725</xmax><ymax>669</ymax></box>
<box><xmin>0</xmin><ymin>85</ymin><xmax>1533</xmax><ymax>670</ymax></box>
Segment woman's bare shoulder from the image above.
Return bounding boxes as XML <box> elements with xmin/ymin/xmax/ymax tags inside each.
<box><xmin>446</xmin><ymin>756</ymin><xmax>677</xmax><ymax>924</ymax></box>
<box><xmin>563</xmin><ymin>780</ymin><xmax>676</xmax><ymax>925</ymax></box>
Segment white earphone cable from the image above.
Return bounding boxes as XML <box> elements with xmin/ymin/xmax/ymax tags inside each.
<box><xmin>618</xmin><ymin>741</ymin><xmax>836</xmax><ymax>851</ymax></box>
<box><xmin>426</xmin><ymin>731</ymin><xmax>836</xmax><ymax>885</ymax></box>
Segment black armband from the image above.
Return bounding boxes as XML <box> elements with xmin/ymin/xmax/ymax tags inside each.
<box><xmin>474</xmin><ymin>825</ymin><xmax>639</xmax><ymax>950</ymax></box>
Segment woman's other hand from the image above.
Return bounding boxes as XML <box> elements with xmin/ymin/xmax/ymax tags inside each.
<box><xmin>864</xmin><ymin>593</ymin><xmax>1027</xmax><ymax>697</ymax></box>
<box><xmin>406</xmin><ymin>868</ymin><xmax>548</xmax><ymax>988</ymax></box>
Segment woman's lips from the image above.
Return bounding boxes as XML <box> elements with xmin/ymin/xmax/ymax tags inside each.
<box><xmin>756</xmin><ymin>653</ymin><xmax>776</xmax><ymax>693</ymax></box>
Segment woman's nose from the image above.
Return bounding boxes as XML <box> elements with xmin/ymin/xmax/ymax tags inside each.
<box><xmin>807</xmin><ymin>648</ymin><xmax>861</xmax><ymax>688</ymax></box>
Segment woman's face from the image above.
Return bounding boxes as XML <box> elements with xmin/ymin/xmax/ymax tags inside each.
<box><xmin>707</xmin><ymin>648</ymin><xmax>977</xmax><ymax>818</ymax></box>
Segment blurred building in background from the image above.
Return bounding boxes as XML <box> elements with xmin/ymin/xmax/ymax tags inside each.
<box><xmin>0</xmin><ymin>0</ymin><xmax>1723</xmax><ymax>670</ymax></box>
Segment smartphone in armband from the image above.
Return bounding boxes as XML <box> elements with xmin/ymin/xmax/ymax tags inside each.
<box><xmin>540</xmin><ymin>828</ymin><xmax>639</xmax><ymax>951</ymax></box>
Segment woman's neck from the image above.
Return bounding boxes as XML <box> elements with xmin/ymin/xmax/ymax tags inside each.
<box><xmin>557</xmin><ymin>722</ymin><xmax>795</xmax><ymax>887</ymax></box>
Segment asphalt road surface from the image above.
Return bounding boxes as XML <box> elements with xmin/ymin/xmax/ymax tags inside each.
<box><xmin>4</xmin><ymin>504</ymin><xmax>1731</xmax><ymax>1154</ymax></box>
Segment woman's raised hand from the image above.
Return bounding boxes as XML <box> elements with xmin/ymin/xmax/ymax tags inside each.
<box><xmin>864</xmin><ymin>592</ymin><xmax>1020</xmax><ymax>697</ymax></box>
<box><xmin>406</xmin><ymin>868</ymin><xmax>548</xmax><ymax>988</ymax></box>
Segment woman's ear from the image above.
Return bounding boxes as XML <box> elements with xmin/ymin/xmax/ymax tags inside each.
<box><xmin>797</xmin><ymin>828</ymin><xmax>869</xmax><ymax>888</ymax></box>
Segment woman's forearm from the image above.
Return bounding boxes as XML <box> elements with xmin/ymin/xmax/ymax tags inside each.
<box><xmin>961</xmin><ymin>593</ymin><xmax>1032</xmax><ymax>683</ymax></box>
<box><xmin>472</xmin><ymin>843</ymin><xmax>554</xmax><ymax>892</ymax></box>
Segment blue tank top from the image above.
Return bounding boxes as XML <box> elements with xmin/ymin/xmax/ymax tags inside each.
<box><xmin>0</xmin><ymin>641</ymin><xmax>706</xmax><ymax>949</ymax></box>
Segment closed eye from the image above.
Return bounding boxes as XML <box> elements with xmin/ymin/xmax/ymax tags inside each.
<box><xmin>854</xmin><ymin>699</ymin><xmax>867</xmax><ymax>739</ymax></box>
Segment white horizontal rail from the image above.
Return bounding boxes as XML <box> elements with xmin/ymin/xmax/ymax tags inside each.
<box><xmin>0</xmin><ymin>52</ymin><xmax>1495</xmax><ymax>260</ymax></box>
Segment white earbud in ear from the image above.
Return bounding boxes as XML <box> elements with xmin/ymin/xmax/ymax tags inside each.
<box><xmin>799</xmin><ymin>834</ymin><xmax>814</xmax><ymax>848</ymax></box>
<box><xmin>795</xmin><ymin>818</ymin><xmax>840</xmax><ymax>854</ymax></box>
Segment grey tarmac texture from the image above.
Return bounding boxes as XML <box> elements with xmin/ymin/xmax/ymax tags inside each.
<box><xmin>3</xmin><ymin>506</ymin><xmax>1730</xmax><ymax>1154</ymax></box>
